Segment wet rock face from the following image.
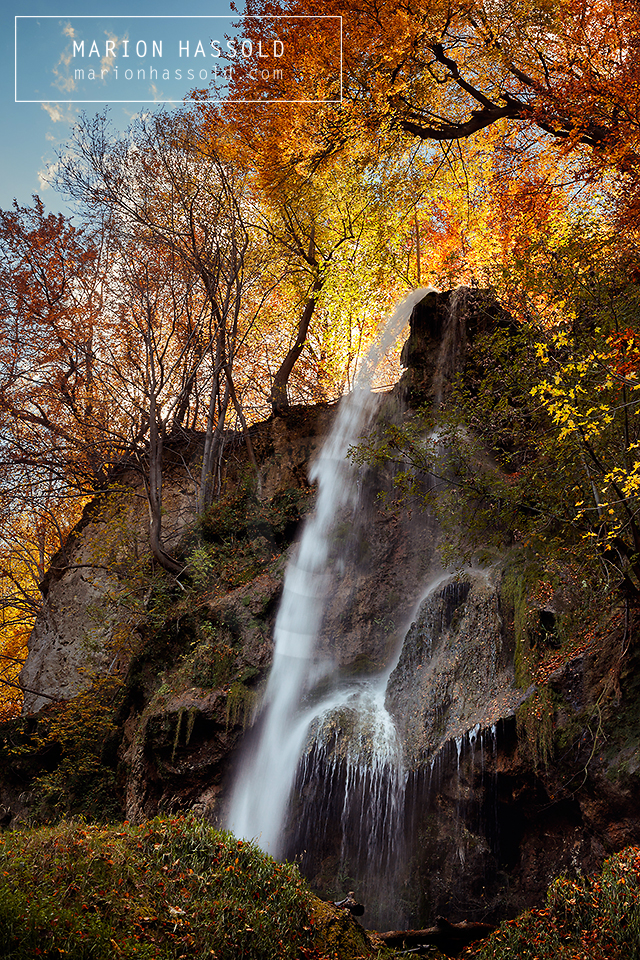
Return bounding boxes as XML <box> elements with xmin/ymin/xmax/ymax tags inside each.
<box><xmin>259</xmin><ymin>405</ymin><xmax>334</xmax><ymax>499</ymax></box>
<box><xmin>313</xmin><ymin>474</ymin><xmax>441</xmax><ymax>674</ymax></box>
<box><xmin>398</xmin><ymin>288</ymin><xmax>513</xmax><ymax>406</ymax></box>
<box><xmin>398</xmin><ymin>721</ymin><xmax>590</xmax><ymax>924</ymax></box>
<box><xmin>386</xmin><ymin>570</ymin><xmax>525</xmax><ymax>763</ymax></box>
<box><xmin>123</xmin><ymin>688</ymin><xmax>239</xmax><ymax>823</ymax></box>
<box><xmin>398</xmin><ymin>622</ymin><xmax>640</xmax><ymax>926</ymax></box>
<box><xmin>365</xmin><ymin>567</ymin><xmax>526</xmax><ymax>925</ymax></box>
<box><xmin>399</xmin><ymin>289</ymin><xmax>454</xmax><ymax>405</ymax></box>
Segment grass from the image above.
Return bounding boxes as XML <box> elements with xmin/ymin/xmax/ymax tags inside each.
<box><xmin>6</xmin><ymin>790</ymin><xmax>639</xmax><ymax>960</ymax></box>
<box><xmin>461</xmin><ymin>846</ymin><xmax>640</xmax><ymax>960</ymax></box>
<box><xmin>0</xmin><ymin>815</ymin><xmax>379</xmax><ymax>960</ymax></box>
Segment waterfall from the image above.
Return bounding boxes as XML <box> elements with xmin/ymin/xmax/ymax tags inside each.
<box><xmin>225</xmin><ymin>285</ymin><xmax>518</xmax><ymax>930</ymax></box>
<box><xmin>225</xmin><ymin>288</ymin><xmax>435</xmax><ymax>857</ymax></box>
<box><xmin>281</xmin><ymin>573</ymin><xmax>455</xmax><ymax>929</ymax></box>
<box><xmin>283</xmin><ymin>682</ymin><xmax>406</xmax><ymax>930</ymax></box>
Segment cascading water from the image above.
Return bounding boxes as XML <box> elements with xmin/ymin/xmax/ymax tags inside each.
<box><xmin>282</xmin><ymin>683</ymin><xmax>406</xmax><ymax>930</ymax></box>
<box><xmin>226</xmin><ymin>285</ymin><xmax>520</xmax><ymax>929</ymax></box>
<box><xmin>226</xmin><ymin>288</ymin><xmax>435</xmax><ymax>871</ymax></box>
<box><xmin>281</xmin><ymin>575</ymin><xmax>455</xmax><ymax>929</ymax></box>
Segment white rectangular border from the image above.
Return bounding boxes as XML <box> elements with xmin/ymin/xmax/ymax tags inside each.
<box><xmin>15</xmin><ymin>14</ymin><xmax>343</xmax><ymax>104</ymax></box>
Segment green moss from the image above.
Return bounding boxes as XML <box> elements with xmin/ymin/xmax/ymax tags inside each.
<box><xmin>309</xmin><ymin>898</ymin><xmax>376</xmax><ymax>958</ymax></box>
<box><xmin>184</xmin><ymin>480</ymin><xmax>314</xmax><ymax>598</ymax></box>
<box><xmin>0</xmin><ymin>817</ymin><xmax>324</xmax><ymax>960</ymax></box>
<box><xmin>188</xmin><ymin>635</ymin><xmax>237</xmax><ymax>690</ymax></box>
<box><xmin>516</xmin><ymin>687</ymin><xmax>557</xmax><ymax>773</ymax></box>
<box><xmin>500</xmin><ymin>552</ymin><xmax>569</xmax><ymax>687</ymax></box>
<box><xmin>170</xmin><ymin>707</ymin><xmax>198</xmax><ymax>762</ymax></box>
<box><xmin>500</xmin><ymin>555</ymin><xmax>538</xmax><ymax>687</ymax></box>
<box><xmin>225</xmin><ymin>682</ymin><xmax>259</xmax><ymax>731</ymax></box>
<box><xmin>199</xmin><ymin>480</ymin><xmax>311</xmax><ymax>551</ymax></box>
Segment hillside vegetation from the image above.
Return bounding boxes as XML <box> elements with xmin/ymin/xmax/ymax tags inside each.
<box><xmin>0</xmin><ymin>816</ymin><xmax>379</xmax><ymax>960</ymax></box>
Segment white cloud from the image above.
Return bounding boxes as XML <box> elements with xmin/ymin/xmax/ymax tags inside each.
<box><xmin>40</xmin><ymin>101</ymin><xmax>77</xmax><ymax>124</ymax></box>
<box><xmin>52</xmin><ymin>21</ymin><xmax>78</xmax><ymax>93</ymax></box>
<box><xmin>101</xmin><ymin>31</ymin><xmax>121</xmax><ymax>75</ymax></box>
<box><xmin>52</xmin><ymin>71</ymin><xmax>77</xmax><ymax>93</ymax></box>
<box><xmin>37</xmin><ymin>160</ymin><xmax>61</xmax><ymax>191</ymax></box>
<box><xmin>41</xmin><ymin>102</ymin><xmax>65</xmax><ymax>122</ymax></box>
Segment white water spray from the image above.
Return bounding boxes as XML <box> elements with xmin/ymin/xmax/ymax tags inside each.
<box><xmin>226</xmin><ymin>288</ymin><xmax>435</xmax><ymax>854</ymax></box>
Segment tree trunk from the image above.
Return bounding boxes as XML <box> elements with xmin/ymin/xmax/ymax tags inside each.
<box><xmin>270</xmin><ymin>274</ymin><xmax>323</xmax><ymax>415</ymax></box>
<box><xmin>378</xmin><ymin>918</ymin><xmax>495</xmax><ymax>952</ymax></box>
<box><xmin>198</xmin><ymin>374</ymin><xmax>231</xmax><ymax>515</ymax></box>
<box><xmin>223</xmin><ymin>362</ymin><xmax>262</xmax><ymax>497</ymax></box>
<box><xmin>147</xmin><ymin>391</ymin><xmax>182</xmax><ymax>574</ymax></box>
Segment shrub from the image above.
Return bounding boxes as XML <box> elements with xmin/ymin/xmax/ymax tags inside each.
<box><xmin>463</xmin><ymin>846</ymin><xmax>640</xmax><ymax>959</ymax></box>
<box><xmin>0</xmin><ymin>816</ymin><xmax>320</xmax><ymax>960</ymax></box>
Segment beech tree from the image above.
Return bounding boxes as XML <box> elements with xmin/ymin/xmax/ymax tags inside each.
<box><xmin>224</xmin><ymin>0</ymin><xmax>639</xmax><ymax>164</ymax></box>
<box><xmin>254</xmin><ymin>166</ymin><xmax>385</xmax><ymax>413</ymax></box>
<box><xmin>56</xmin><ymin>111</ymin><xmax>270</xmax><ymax>539</ymax></box>
<box><xmin>192</xmin><ymin>99</ymin><xmax>429</xmax><ymax>409</ymax></box>
<box><xmin>99</xmin><ymin>243</ymin><xmax>213</xmax><ymax>572</ymax></box>
<box><xmin>0</xmin><ymin>198</ymin><xmax>108</xmax><ymax>491</ymax></box>
<box><xmin>187</xmin><ymin>0</ymin><xmax>639</xmax><ymax>404</ymax></box>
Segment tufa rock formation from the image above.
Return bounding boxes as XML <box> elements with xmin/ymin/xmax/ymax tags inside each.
<box><xmin>3</xmin><ymin>289</ymin><xmax>640</xmax><ymax>933</ymax></box>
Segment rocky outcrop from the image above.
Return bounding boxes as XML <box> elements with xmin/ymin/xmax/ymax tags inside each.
<box><xmin>391</xmin><ymin>602</ymin><xmax>640</xmax><ymax>924</ymax></box>
<box><xmin>386</xmin><ymin>569</ymin><xmax>526</xmax><ymax>762</ymax></box>
<box><xmin>20</xmin><ymin>476</ymin><xmax>195</xmax><ymax>714</ymax></box>
<box><xmin>19</xmin><ymin>406</ymin><xmax>333</xmax><ymax>716</ymax></box>
<box><xmin>8</xmin><ymin>289</ymin><xmax>640</xmax><ymax>938</ymax></box>
<box><xmin>121</xmin><ymin>569</ymin><xmax>285</xmax><ymax>823</ymax></box>
<box><xmin>398</xmin><ymin>286</ymin><xmax>513</xmax><ymax>405</ymax></box>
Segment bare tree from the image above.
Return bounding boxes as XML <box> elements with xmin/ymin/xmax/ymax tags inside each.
<box><xmin>55</xmin><ymin>111</ymin><xmax>268</xmax><ymax>566</ymax></box>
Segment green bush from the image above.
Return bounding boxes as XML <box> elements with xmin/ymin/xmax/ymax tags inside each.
<box><xmin>463</xmin><ymin>846</ymin><xmax>640</xmax><ymax>959</ymax></box>
<box><xmin>0</xmin><ymin>816</ymin><xmax>319</xmax><ymax>960</ymax></box>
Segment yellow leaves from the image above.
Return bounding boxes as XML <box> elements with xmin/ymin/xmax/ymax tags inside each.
<box><xmin>530</xmin><ymin>325</ymin><xmax>624</xmax><ymax>442</ymax></box>
<box><xmin>0</xmin><ymin>622</ymin><xmax>29</xmax><ymax>721</ymax></box>
<box><xmin>535</xmin><ymin>342</ymin><xmax>550</xmax><ymax>363</ymax></box>
<box><xmin>604</xmin><ymin>462</ymin><xmax>640</xmax><ymax>499</ymax></box>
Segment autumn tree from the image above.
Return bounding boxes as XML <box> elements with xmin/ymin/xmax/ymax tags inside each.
<box><xmin>224</xmin><ymin>0</ymin><xmax>639</xmax><ymax>168</ymax></box>
<box><xmin>0</xmin><ymin>198</ymin><xmax>109</xmax><ymax>491</ymax></box>
<box><xmin>254</xmin><ymin>165</ymin><xmax>392</xmax><ymax>412</ymax></box>
<box><xmin>97</xmin><ymin>243</ymin><xmax>213</xmax><ymax>571</ymax></box>
<box><xmin>0</xmin><ymin>200</ymin><xmax>106</xmax><ymax>712</ymax></box>
<box><xmin>0</xmin><ymin>194</ymin><xmax>197</xmax><ymax>574</ymax></box>
<box><xmin>0</xmin><ymin>477</ymin><xmax>76</xmax><ymax>718</ymax></box>
<box><xmin>494</xmin><ymin>226</ymin><xmax>640</xmax><ymax>592</ymax></box>
<box><xmin>186</xmin><ymin>0</ymin><xmax>640</xmax><ymax>408</ymax></box>
<box><xmin>56</xmin><ymin>111</ymin><xmax>272</xmax><ymax>529</ymax></box>
<box><xmin>193</xmin><ymin>96</ymin><xmax>423</xmax><ymax>410</ymax></box>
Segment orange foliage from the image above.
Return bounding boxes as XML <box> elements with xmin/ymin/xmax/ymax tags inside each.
<box><xmin>606</xmin><ymin>328</ymin><xmax>640</xmax><ymax>378</ymax></box>
<box><xmin>200</xmin><ymin>0</ymin><xmax>640</xmax><ymax>230</ymax></box>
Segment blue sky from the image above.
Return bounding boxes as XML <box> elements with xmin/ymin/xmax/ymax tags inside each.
<box><xmin>2</xmin><ymin>0</ymin><xmax>244</xmax><ymax>218</ymax></box>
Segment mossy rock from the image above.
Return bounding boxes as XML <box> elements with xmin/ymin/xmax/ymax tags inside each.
<box><xmin>309</xmin><ymin>897</ymin><xmax>378</xmax><ymax>958</ymax></box>
<box><xmin>200</xmin><ymin>483</ymin><xmax>311</xmax><ymax>550</ymax></box>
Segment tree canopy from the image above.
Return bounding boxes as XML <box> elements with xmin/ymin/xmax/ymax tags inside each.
<box><xmin>1</xmin><ymin>0</ymin><xmax>639</xmax><ymax>712</ymax></box>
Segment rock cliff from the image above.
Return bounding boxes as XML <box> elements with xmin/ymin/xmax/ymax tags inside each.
<box><xmin>4</xmin><ymin>289</ymin><xmax>640</xmax><ymax>933</ymax></box>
